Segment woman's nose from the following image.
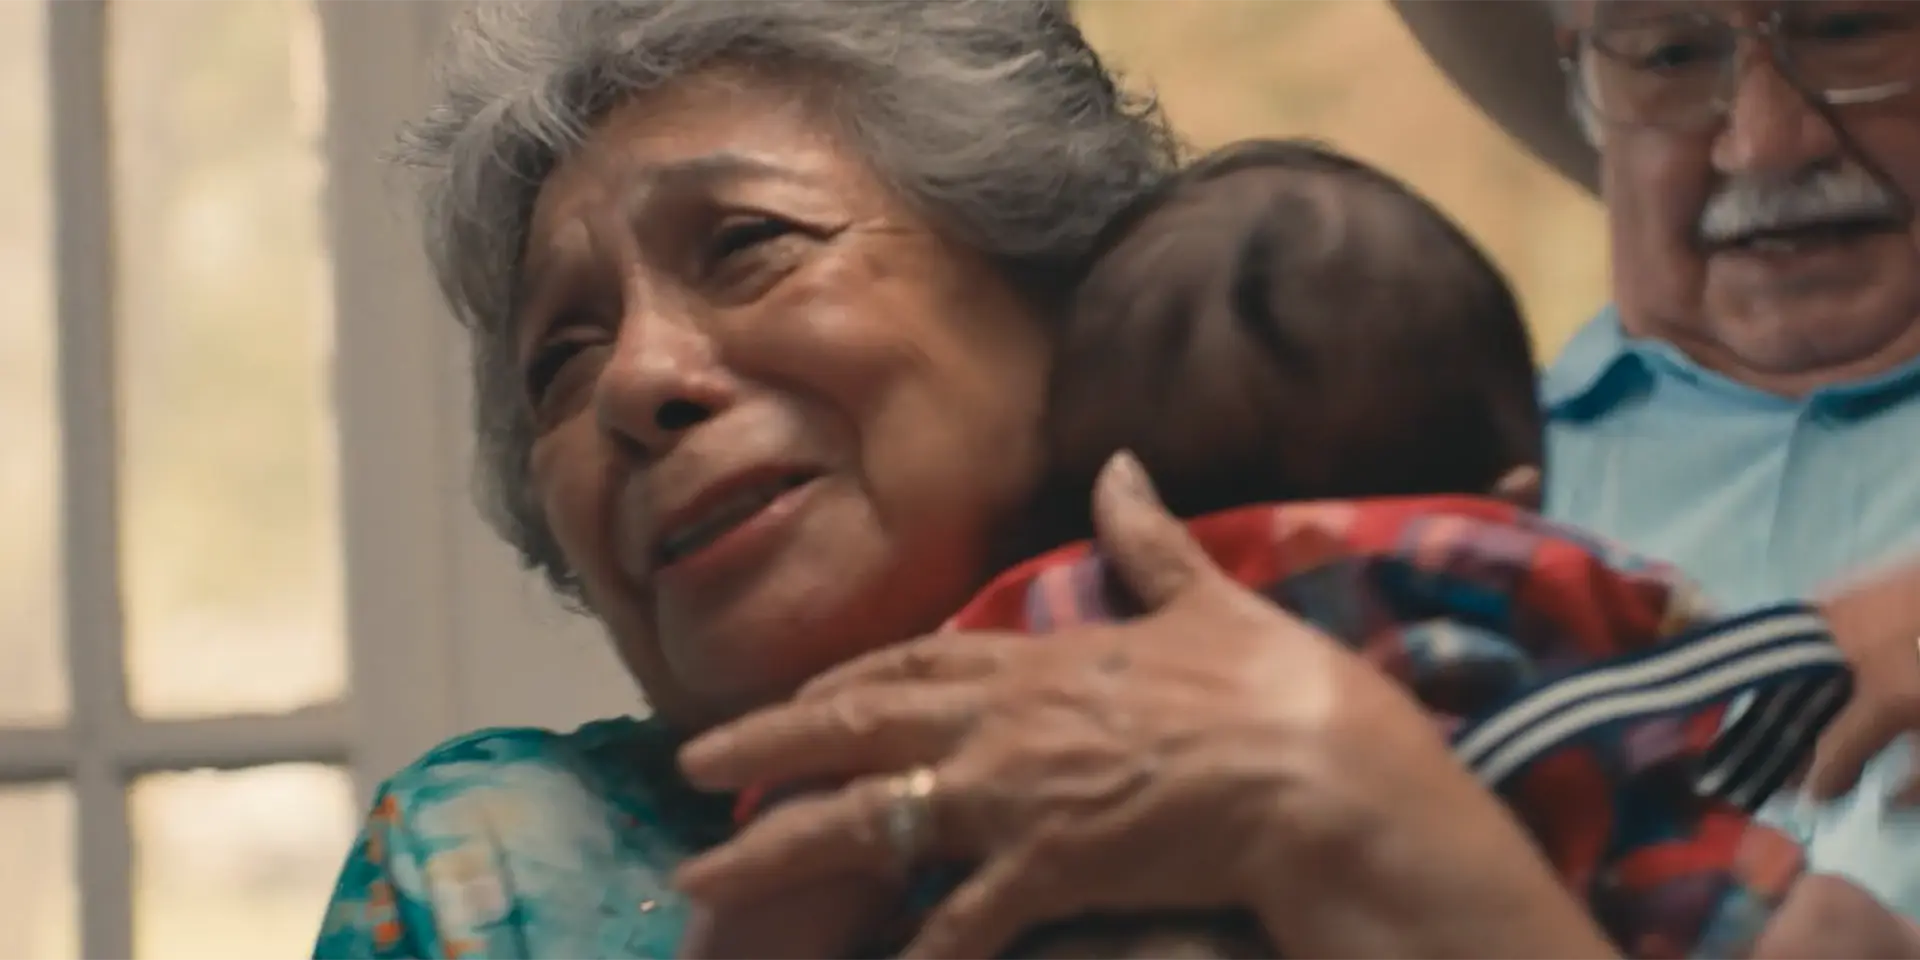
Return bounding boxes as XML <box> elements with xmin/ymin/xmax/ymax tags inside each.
<box><xmin>594</xmin><ymin>307</ymin><xmax>736</xmax><ymax>459</ymax></box>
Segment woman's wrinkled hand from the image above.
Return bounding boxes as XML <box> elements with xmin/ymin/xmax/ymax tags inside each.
<box><xmin>676</xmin><ymin>876</ymin><xmax>898</xmax><ymax>960</ymax></box>
<box><xmin>675</xmin><ymin>453</ymin><xmax>1613</xmax><ymax>960</ymax></box>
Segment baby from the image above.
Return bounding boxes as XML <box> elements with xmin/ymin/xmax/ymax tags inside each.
<box><xmin>688</xmin><ymin>140</ymin><xmax>1917</xmax><ymax>960</ymax></box>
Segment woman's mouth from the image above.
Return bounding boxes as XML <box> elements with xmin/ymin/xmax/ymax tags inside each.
<box><xmin>655</xmin><ymin>470</ymin><xmax>822</xmax><ymax>573</ymax></box>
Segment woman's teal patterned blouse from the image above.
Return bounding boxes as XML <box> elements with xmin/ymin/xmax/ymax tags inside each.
<box><xmin>312</xmin><ymin>717</ymin><xmax>732</xmax><ymax>959</ymax></box>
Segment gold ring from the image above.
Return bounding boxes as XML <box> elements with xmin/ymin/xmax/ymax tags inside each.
<box><xmin>882</xmin><ymin>766</ymin><xmax>938</xmax><ymax>868</ymax></box>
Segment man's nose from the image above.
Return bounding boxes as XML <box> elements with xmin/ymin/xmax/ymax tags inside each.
<box><xmin>594</xmin><ymin>304</ymin><xmax>736</xmax><ymax>460</ymax></box>
<box><xmin>1711</xmin><ymin>48</ymin><xmax>1842</xmax><ymax>178</ymax></box>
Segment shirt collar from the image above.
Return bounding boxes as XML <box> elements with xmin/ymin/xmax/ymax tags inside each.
<box><xmin>1541</xmin><ymin>304</ymin><xmax>1920</xmax><ymax>419</ymax></box>
<box><xmin>1540</xmin><ymin>305</ymin><xmax>1637</xmax><ymax>414</ymax></box>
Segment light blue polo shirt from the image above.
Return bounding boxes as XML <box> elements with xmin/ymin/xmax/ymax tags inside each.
<box><xmin>1544</xmin><ymin>305</ymin><xmax>1920</xmax><ymax>917</ymax></box>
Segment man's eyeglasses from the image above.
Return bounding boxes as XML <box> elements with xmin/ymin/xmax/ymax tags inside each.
<box><xmin>1562</xmin><ymin>3</ymin><xmax>1920</xmax><ymax>131</ymax></box>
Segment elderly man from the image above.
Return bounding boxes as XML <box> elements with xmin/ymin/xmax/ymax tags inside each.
<box><xmin>1398</xmin><ymin>0</ymin><xmax>1920</xmax><ymax>919</ymax></box>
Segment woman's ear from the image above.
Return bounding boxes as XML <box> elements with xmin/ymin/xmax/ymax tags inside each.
<box><xmin>1489</xmin><ymin>465</ymin><xmax>1542</xmax><ymax>511</ymax></box>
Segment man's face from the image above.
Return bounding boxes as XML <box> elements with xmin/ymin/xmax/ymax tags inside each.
<box><xmin>1577</xmin><ymin>0</ymin><xmax>1920</xmax><ymax>392</ymax></box>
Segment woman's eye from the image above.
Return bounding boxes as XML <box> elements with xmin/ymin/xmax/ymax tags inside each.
<box><xmin>524</xmin><ymin>337</ymin><xmax>588</xmax><ymax>404</ymax></box>
<box><xmin>708</xmin><ymin>216</ymin><xmax>799</xmax><ymax>265</ymax></box>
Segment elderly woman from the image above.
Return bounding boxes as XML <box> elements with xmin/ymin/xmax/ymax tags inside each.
<box><xmin>312</xmin><ymin>2</ymin><xmax>1648</xmax><ymax>958</ymax></box>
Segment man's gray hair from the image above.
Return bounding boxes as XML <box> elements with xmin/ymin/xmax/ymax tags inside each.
<box><xmin>392</xmin><ymin>0</ymin><xmax>1179</xmax><ymax>596</ymax></box>
<box><xmin>1539</xmin><ymin>0</ymin><xmax>1604</xmax><ymax>146</ymax></box>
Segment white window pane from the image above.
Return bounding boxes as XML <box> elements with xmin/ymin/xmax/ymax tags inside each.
<box><xmin>1074</xmin><ymin>0</ymin><xmax>1607</xmax><ymax>357</ymax></box>
<box><xmin>132</xmin><ymin>763</ymin><xmax>357</xmax><ymax>960</ymax></box>
<box><xmin>110</xmin><ymin>0</ymin><xmax>345</xmax><ymax>718</ymax></box>
<box><xmin>0</xmin><ymin>0</ymin><xmax>67</xmax><ymax>726</ymax></box>
<box><xmin>0</xmin><ymin>782</ymin><xmax>79</xmax><ymax>960</ymax></box>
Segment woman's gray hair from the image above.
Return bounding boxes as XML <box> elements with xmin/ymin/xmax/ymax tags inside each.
<box><xmin>393</xmin><ymin>0</ymin><xmax>1179</xmax><ymax>597</ymax></box>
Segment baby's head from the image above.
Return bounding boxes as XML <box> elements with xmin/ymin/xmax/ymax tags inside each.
<box><xmin>1025</xmin><ymin>139</ymin><xmax>1542</xmax><ymax>549</ymax></box>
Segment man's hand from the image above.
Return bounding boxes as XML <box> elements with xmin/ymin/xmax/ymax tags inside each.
<box><xmin>1753</xmin><ymin>874</ymin><xmax>1920</xmax><ymax>959</ymax></box>
<box><xmin>1809</xmin><ymin>556</ymin><xmax>1920</xmax><ymax>803</ymax></box>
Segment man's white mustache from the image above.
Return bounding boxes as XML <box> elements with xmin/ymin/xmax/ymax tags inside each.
<box><xmin>1698</xmin><ymin>165</ymin><xmax>1903</xmax><ymax>244</ymax></box>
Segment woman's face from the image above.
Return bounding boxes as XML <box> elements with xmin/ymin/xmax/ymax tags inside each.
<box><xmin>519</xmin><ymin>72</ymin><xmax>1051</xmax><ymax>729</ymax></box>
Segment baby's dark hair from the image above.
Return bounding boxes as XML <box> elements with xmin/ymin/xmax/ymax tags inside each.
<box><xmin>998</xmin><ymin>139</ymin><xmax>1539</xmax><ymax>960</ymax></box>
<box><xmin>1023</xmin><ymin>138</ymin><xmax>1541</xmax><ymax>551</ymax></box>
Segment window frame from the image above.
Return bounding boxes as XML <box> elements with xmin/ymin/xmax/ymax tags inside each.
<box><xmin>0</xmin><ymin>3</ymin><xmax>459</xmax><ymax>956</ymax></box>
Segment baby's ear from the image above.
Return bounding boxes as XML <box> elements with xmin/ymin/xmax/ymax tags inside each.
<box><xmin>1489</xmin><ymin>465</ymin><xmax>1542</xmax><ymax>511</ymax></box>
